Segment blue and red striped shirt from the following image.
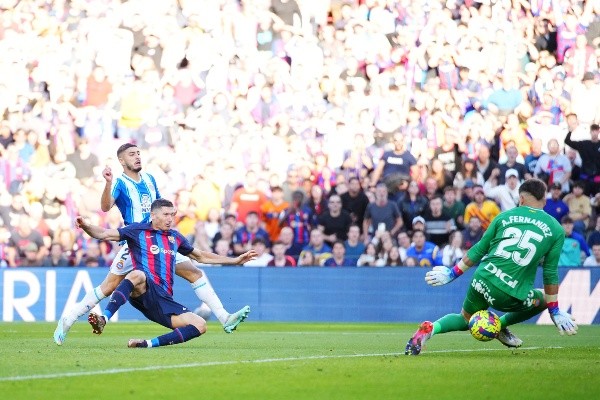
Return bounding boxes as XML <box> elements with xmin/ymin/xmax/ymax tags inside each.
<box><xmin>118</xmin><ymin>223</ymin><xmax>193</xmax><ymax>295</ymax></box>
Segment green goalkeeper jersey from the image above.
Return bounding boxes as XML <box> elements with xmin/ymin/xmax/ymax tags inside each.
<box><xmin>466</xmin><ymin>205</ymin><xmax>565</xmax><ymax>301</ymax></box>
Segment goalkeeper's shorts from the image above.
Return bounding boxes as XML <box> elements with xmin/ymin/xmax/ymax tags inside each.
<box><xmin>462</xmin><ymin>276</ymin><xmax>545</xmax><ymax>315</ymax></box>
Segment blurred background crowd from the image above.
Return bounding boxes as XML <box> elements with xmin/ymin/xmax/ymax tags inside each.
<box><xmin>1</xmin><ymin>0</ymin><xmax>600</xmax><ymax>268</ymax></box>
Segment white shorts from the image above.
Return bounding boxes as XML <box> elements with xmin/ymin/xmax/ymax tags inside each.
<box><xmin>109</xmin><ymin>242</ymin><xmax>191</xmax><ymax>275</ymax></box>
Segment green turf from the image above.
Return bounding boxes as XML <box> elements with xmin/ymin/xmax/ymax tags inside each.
<box><xmin>0</xmin><ymin>322</ymin><xmax>598</xmax><ymax>400</ymax></box>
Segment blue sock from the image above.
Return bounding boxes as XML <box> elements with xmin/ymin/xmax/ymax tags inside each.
<box><xmin>104</xmin><ymin>279</ymin><xmax>134</xmax><ymax>320</ymax></box>
<box><xmin>151</xmin><ymin>325</ymin><xmax>201</xmax><ymax>347</ymax></box>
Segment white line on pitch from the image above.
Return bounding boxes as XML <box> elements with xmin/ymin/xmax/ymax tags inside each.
<box><xmin>0</xmin><ymin>346</ymin><xmax>562</xmax><ymax>382</ymax></box>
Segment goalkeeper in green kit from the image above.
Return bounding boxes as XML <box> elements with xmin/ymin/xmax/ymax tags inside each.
<box><xmin>405</xmin><ymin>178</ymin><xmax>578</xmax><ymax>355</ymax></box>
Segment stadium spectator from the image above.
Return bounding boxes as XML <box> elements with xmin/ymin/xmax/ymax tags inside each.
<box><xmin>20</xmin><ymin>242</ymin><xmax>43</xmax><ymax>267</ymax></box>
<box><xmin>386</xmin><ymin>246</ymin><xmax>402</xmax><ymax>267</ymax></box>
<box><xmin>497</xmin><ymin>145</ymin><xmax>527</xmax><ymax>184</ymax></box>
<box><xmin>323</xmin><ymin>241</ymin><xmax>353</xmax><ymax>267</ymax></box>
<box><xmin>535</xmin><ymin>139</ymin><xmax>572</xmax><ymax>192</ymax></box>
<box><xmin>370</xmin><ymin>133</ymin><xmax>416</xmax><ymax>196</ymax></box>
<box><xmin>363</xmin><ymin>183</ymin><xmax>403</xmax><ymax>242</ymax></box>
<box><xmin>405</xmin><ymin>230</ymin><xmax>442</xmax><ymax>268</ymax></box>
<box><xmin>565</xmin><ymin>119</ymin><xmax>600</xmax><ymax>196</ymax></box>
<box><xmin>229</xmin><ymin>171</ymin><xmax>269</xmax><ymax>223</ymax></box>
<box><xmin>454</xmin><ymin>160</ymin><xmax>484</xmax><ymax>191</ymax></box>
<box><xmin>344</xmin><ymin>224</ymin><xmax>365</xmax><ymax>266</ymax></box>
<box><xmin>584</xmin><ymin>243</ymin><xmax>600</xmax><ymax>266</ymax></box>
<box><xmin>441</xmin><ymin>231</ymin><xmax>465</xmax><ymax>268</ymax></box>
<box><xmin>564</xmin><ymin>181</ymin><xmax>592</xmax><ymax>235</ymax></box>
<box><xmin>544</xmin><ymin>183</ymin><xmax>570</xmax><ymax>222</ymax></box>
<box><xmin>462</xmin><ymin>216</ymin><xmax>484</xmax><ymax>251</ymax></box>
<box><xmin>588</xmin><ymin>215</ymin><xmax>600</xmax><ymax>247</ymax></box>
<box><xmin>42</xmin><ymin>243</ymin><xmax>70</xmax><ymax>267</ymax></box>
<box><xmin>233</xmin><ymin>211</ymin><xmax>271</xmax><ymax>256</ymax></box>
<box><xmin>422</xmin><ymin>195</ymin><xmax>456</xmax><ymax>247</ymax></box>
<box><xmin>475</xmin><ymin>144</ymin><xmax>498</xmax><ymax>183</ymax></box>
<box><xmin>464</xmin><ymin>186</ymin><xmax>501</xmax><ymax>231</ymax></box>
<box><xmin>483</xmin><ymin>169</ymin><xmax>521</xmax><ymax>212</ymax></box>
<box><xmin>560</xmin><ymin>216</ymin><xmax>590</xmax><ymax>267</ymax></box>
<box><xmin>243</xmin><ymin>238</ymin><xmax>273</xmax><ymax>267</ymax></box>
<box><xmin>280</xmin><ymin>190</ymin><xmax>313</xmax><ymax>252</ymax></box>
<box><xmin>305</xmin><ymin>184</ymin><xmax>328</xmax><ymax>222</ymax></box>
<box><xmin>318</xmin><ymin>194</ymin><xmax>353</xmax><ymax>246</ymax></box>
<box><xmin>261</xmin><ymin>186</ymin><xmax>289</xmax><ymax>243</ymax></box>
<box><xmin>300</xmin><ymin>229</ymin><xmax>332</xmax><ymax>266</ymax></box>
<box><xmin>267</xmin><ymin>241</ymin><xmax>297</xmax><ymax>267</ymax></box>
<box><xmin>398</xmin><ymin>181</ymin><xmax>428</xmax><ymax>232</ymax></box>
<box><xmin>442</xmin><ymin>186</ymin><xmax>465</xmax><ymax>229</ymax></box>
<box><xmin>524</xmin><ymin>138</ymin><xmax>545</xmax><ymax>179</ymax></box>
<box><xmin>340</xmin><ymin>176</ymin><xmax>370</xmax><ymax>232</ymax></box>
<box><xmin>9</xmin><ymin>215</ymin><xmax>47</xmax><ymax>266</ymax></box>
<box><xmin>356</xmin><ymin>243</ymin><xmax>381</xmax><ymax>267</ymax></box>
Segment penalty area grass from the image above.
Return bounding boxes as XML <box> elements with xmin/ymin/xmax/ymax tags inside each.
<box><xmin>0</xmin><ymin>322</ymin><xmax>598</xmax><ymax>400</ymax></box>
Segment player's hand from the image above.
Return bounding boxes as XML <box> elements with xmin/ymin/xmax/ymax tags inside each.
<box><xmin>550</xmin><ymin>309</ymin><xmax>578</xmax><ymax>336</ymax></box>
<box><xmin>75</xmin><ymin>216</ymin><xmax>86</xmax><ymax>229</ymax></box>
<box><xmin>102</xmin><ymin>166</ymin><xmax>113</xmax><ymax>183</ymax></box>
<box><xmin>425</xmin><ymin>266</ymin><xmax>454</xmax><ymax>286</ymax></box>
<box><xmin>237</xmin><ymin>250</ymin><xmax>258</xmax><ymax>264</ymax></box>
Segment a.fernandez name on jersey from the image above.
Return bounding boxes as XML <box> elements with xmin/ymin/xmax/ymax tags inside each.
<box><xmin>501</xmin><ymin>215</ymin><xmax>553</xmax><ymax>237</ymax></box>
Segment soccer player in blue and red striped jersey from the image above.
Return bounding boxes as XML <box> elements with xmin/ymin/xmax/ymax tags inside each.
<box><xmin>77</xmin><ymin>199</ymin><xmax>257</xmax><ymax>348</ymax></box>
<box><xmin>55</xmin><ymin>143</ymin><xmax>251</xmax><ymax>345</ymax></box>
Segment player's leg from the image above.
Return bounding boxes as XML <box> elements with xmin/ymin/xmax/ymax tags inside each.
<box><xmin>495</xmin><ymin>289</ymin><xmax>547</xmax><ymax>348</ymax></box>
<box><xmin>174</xmin><ymin>257</ymin><xmax>250</xmax><ymax>333</ymax></box>
<box><xmin>53</xmin><ymin>245</ymin><xmax>133</xmax><ymax>345</ymax></box>
<box><xmin>128</xmin><ymin>312</ymin><xmax>207</xmax><ymax>348</ymax></box>
<box><xmin>405</xmin><ymin>280</ymin><xmax>485</xmax><ymax>355</ymax></box>
<box><xmin>88</xmin><ymin>270</ymin><xmax>147</xmax><ymax>335</ymax></box>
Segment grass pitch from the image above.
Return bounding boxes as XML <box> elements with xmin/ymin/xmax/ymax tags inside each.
<box><xmin>0</xmin><ymin>322</ymin><xmax>598</xmax><ymax>400</ymax></box>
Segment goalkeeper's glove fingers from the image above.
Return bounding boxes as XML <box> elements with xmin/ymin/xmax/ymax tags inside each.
<box><xmin>550</xmin><ymin>310</ymin><xmax>578</xmax><ymax>336</ymax></box>
<box><xmin>425</xmin><ymin>266</ymin><xmax>453</xmax><ymax>287</ymax></box>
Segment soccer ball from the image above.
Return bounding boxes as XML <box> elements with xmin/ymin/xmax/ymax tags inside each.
<box><xmin>468</xmin><ymin>310</ymin><xmax>501</xmax><ymax>341</ymax></box>
<box><xmin>194</xmin><ymin>302</ymin><xmax>211</xmax><ymax>321</ymax></box>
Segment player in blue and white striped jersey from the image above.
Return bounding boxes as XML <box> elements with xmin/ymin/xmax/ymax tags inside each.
<box><xmin>54</xmin><ymin>144</ymin><xmax>250</xmax><ymax>345</ymax></box>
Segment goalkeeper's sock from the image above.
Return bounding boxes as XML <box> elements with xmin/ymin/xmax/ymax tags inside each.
<box><xmin>104</xmin><ymin>279</ymin><xmax>134</xmax><ymax>320</ymax></box>
<box><xmin>433</xmin><ymin>313</ymin><xmax>469</xmax><ymax>334</ymax></box>
<box><xmin>148</xmin><ymin>325</ymin><xmax>202</xmax><ymax>347</ymax></box>
<box><xmin>191</xmin><ymin>275</ymin><xmax>229</xmax><ymax>324</ymax></box>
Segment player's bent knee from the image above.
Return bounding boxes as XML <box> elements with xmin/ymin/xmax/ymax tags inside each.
<box><xmin>125</xmin><ymin>270</ymin><xmax>146</xmax><ymax>285</ymax></box>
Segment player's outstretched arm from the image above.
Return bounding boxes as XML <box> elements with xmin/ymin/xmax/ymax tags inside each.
<box><xmin>189</xmin><ymin>248</ymin><xmax>258</xmax><ymax>266</ymax></box>
<box><xmin>76</xmin><ymin>216</ymin><xmax>121</xmax><ymax>242</ymax></box>
<box><xmin>544</xmin><ymin>284</ymin><xmax>578</xmax><ymax>336</ymax></box>
<box><xmin>425</xmin><ymin>256</ymin><xmax>474</xmax><ymax>287</ymax></box>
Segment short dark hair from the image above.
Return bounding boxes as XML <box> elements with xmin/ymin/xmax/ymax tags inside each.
<box><xmin>591</xmin><ymin>124</ymin><xmax>600</xmax><ymax>131</ymax></box>
<box><xmin>561</xmin><ymin>215</ymin><xmax>573</xmax><ymax>224</ymax></box>
<box><xmin>116</xmin><ymin>143</ymin><xmax>138</xmax><ymax>157</ymax></box>
<box><xmin>151</xmin><ymin>198</ymin><xmax>174</xmax><ymax>211</ymax></box>
<box><xmin>573</xmin><ymin>180</ymin><xmax>586</xmax><ymax>189</ymax></box>
<box><xmin>518</xmin><ymin>178</ymin><xmax>547</xmax><ymax>201</ymax></box>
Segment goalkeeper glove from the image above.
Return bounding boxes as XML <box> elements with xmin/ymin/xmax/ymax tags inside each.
<box><xmin>547</xmin><ymin>302</ymin><xmax>578</xmax><ymax>336</ymax></box>
<box><xmin>425</xmin><ymin>266</ymin><xmax>461</xmax><ymax>286</ymax></box>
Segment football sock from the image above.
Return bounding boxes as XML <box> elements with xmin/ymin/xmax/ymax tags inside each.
<box><xmin>66</xmin><ymin>286</ymin><xmax>107</xmax><ymax>325</ymax></box>
<box><xmin>500</xmin><ymin>304</ymin><xmax>546</xmax><ymax>328</ymax></box>
<box><xmin>104</xmin><ymin>279</ymin><xmax>134</xmax><ymax>320</ymax></box>
<box><xmin>433</xmin><ymin>313</ymin><xmax>469</xmax><ymax>334</ymax></box>
<box><xmin>191</xmin><ymin>275</ymin><xmax>229</xmax><ymax>324</ymax></box>
<box><xmin>148</xmin><ymin>325</ymin><xmax>202</xmax><ymax>347</ymax></box>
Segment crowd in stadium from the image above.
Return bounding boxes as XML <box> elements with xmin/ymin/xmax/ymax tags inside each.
<box><xmin>1</xmin><ymin>0</ymin><xmax>600</xmax><ymax>268</ymax></box>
